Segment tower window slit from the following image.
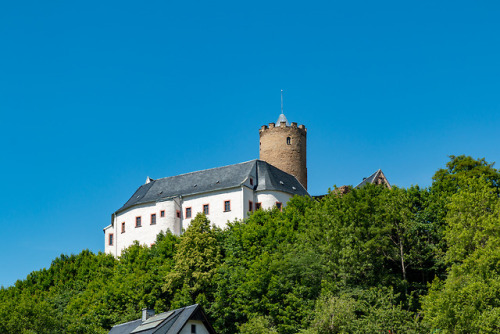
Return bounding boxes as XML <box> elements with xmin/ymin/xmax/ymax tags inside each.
<box><xmin>286</xmin><ymin>137</ymin><xmax>291</xmax><ymax>145</ymax></box>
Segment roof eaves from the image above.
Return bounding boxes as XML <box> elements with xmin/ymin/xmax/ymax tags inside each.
<box><xmin>174</xmin><ymin>185</ymin><xmax>244</xmax><ymax>199</ymax></box>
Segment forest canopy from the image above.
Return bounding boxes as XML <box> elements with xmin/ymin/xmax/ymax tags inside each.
<box><xmin>1</xmin><ymin>155</ymin><xmax>499</xmax><ymax>334</ymax></box>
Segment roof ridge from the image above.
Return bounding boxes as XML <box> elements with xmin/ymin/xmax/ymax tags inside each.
<box><xmin>112</xmin><ymin>319</ymin><xmax>141</xmax><ymax>327</ymax></box>
<box><xmin>152</xmin><ymin>159</ymin><xmax>257</xmax><ymax>181</ymax></box>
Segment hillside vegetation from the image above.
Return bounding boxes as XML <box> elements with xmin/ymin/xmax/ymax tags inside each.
<box><xmin>1</xmin><ymin>155</ymin><xmax>499</xmax><ymax>334</ymax></box>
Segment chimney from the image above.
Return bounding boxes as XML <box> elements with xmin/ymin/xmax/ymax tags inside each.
<box><xmin>142</xmin><ymin>308</ymin><xmax>155</xmax><ymax>322</ymax></box>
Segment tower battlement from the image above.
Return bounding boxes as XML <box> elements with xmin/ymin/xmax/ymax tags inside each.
<box><xmin>259</xmin><ymin>122</ymin><xmax>307</xmax><ymax>132</ymax></box>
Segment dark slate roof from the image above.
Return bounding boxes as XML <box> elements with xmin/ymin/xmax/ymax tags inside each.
<box><xmin>108</xmin><ymin>304</ymin><xmax>216</xmax><ymax>334</ymax></box>
<box><xmin>115</xmin><ymin>160</ymin><xmax>309</xmax><ymax>214</ymax></box>
<box><xmin>109</xmin><ymin>319</ymin><xmax>142</xmax><ymax>334</ymax></box>
<box><xmin>255</xmin><ymin>160</ymin><xmax>308</xmax><ymax>195</ymax></box>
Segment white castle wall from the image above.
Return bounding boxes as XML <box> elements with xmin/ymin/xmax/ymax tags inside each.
<box><xmin>104</xmin><ymin>199</ymin><xmax>180</xmax><ymax>257</ymax></box>
<box><xmin>256</xmin><ymin>190</ymin><xmax>292</xmax><ymax>210</ymax></box>
<box><xmin>181</xmin><ymin>187</ymin><xmax>244</xmax><ymax>230</ymax></box>
<box><xmin>104</xmin><ymin>185</ymin><xmax>296</xmax><ymax>257</ymax></box>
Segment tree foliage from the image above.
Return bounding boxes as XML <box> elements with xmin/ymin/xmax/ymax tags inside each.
<box><xmin>163</xmin><ymin>213</ymin><xmax>221</xmax><ymax>309</ymax></box>
<box><xmin>1</xmin><ymin>155</ymin><xmax>498</xmax><ymax>333</ymax></box>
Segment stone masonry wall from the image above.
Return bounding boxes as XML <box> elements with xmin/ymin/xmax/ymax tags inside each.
<box><xmin>259</xmin><ymin>121</ymin><xmax>307</xmax><ymax>189</ymax></box>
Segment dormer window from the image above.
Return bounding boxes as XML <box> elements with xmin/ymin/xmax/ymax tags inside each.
<box><xmin>286</xmin><ymin>137</ymin><xmax>291</xmax><ymax>145</ymax></box>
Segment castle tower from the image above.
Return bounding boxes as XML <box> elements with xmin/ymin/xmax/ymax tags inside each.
<box><xmin>259</xmin><ymin>113</ymin><xmax>307</xmax><ymax>189</ymax></box>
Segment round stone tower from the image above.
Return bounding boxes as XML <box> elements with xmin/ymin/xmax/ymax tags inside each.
<box><xmin>259</xmin><ymin>113</ymin><xmax>307</xmax><ymax>189</ymax></box>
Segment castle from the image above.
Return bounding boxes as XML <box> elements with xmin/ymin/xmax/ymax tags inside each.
<box><xmin>104</xmin><ymin>112</ymin><xmax>309</xmax><ymax>257</ymax></box>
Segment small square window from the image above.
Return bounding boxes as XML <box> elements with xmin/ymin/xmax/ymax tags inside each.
<box><xmin>108</xmin><ymin>233</ymin><xmax>114</xmax><ymax>246</ymax></box>
<box><xmin>186</xmin><ymin>207</ymin><xmax>192</xmax><ymax>218</ymax></box>
<box><xmin>160</xmin><ymin>210</ymin><xmax>165</xmax><ymax>217</ymax></box>
<box><xmin>255</xmin><ymin>202</ymin><xmax>262</xmax><ymax>210</ymax></box>
<box><xmin>248</xmin><ymin>200</ymin><xmax>253</xmax><ymax>212</ymax></box>
<box><xmin>224</xmin><ymin>200</ymin><xmax>231</xmax><ymax>212</ymax></box>
<box><xmin>176</xmin><ymin>210</ymin><xmax>181</xmax><ymax>218</ymax></box>
<box><xmin>276</xmin><ymin>202</ymin><xmax>283</xmax><ymax>211</ymax></box>
<box><xmin>121</xmin><ymin>222</ymin><xmax>125</xmax><ymax>233</ymax></box>
<box><xmin>151</xmin><ymin>214</ymin><xmax>156</xmax><ymax>225</ymax></box>
<box><xmin>203</xmin><ymin>204</ymin><xmax>209</xmax><ymax>215</ymax></box>
<box><xmin>136</xmin><ymin>216</ymin><xmax>142</xmax><ymax>227</ymax></box>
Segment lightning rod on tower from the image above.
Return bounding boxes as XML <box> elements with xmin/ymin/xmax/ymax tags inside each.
<box><xmin>281</xmin><ymin>89</ymin><xmax>284</xmax><ymax>114</ymax></box>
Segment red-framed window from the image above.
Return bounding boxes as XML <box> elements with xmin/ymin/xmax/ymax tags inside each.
<box><xmin>151</xmin><ymin>213</ymin><xmax>156</xmax><ymax>225</ymax></box>
<box><xmin>176</xmin><ymin>210</ymin><xmax>181</xmax><ymax>218</ymax></box>
<box><xmin>224</xmin><ymin>200</ymin><xmax>231</xmax><ymax>212</ymax></box>
<box><xmin>185</xmin><ymin>207</ymin><xmax>192</xmax><ymax>218</ymax></box>
<box><xmin>249</xmin><ymin>200</ymin><xmax>253</xmax><ymax>212</ymax></box>
<box><xmin>108</xmin><ymin>233</ymin><xmax>114</xmax><ymax>246</ymax></box>
<box><xmin>203</xmin><ymin>204</ymin><xmax>209</xmax><ymax>215</ymax></box>
<box><xmin>121</xmin><ymin>222</ymin><xmax>125</xmax><ymax>233</ymax></box>
<box><xmin>255</xmin><ymin>202</ymin><xmax>262</xmax><ymax>210</ymax></box>
<box><xmin>276</xmin><ymin>202</ymin><xmax>283</xmax><ymax>211</ymax></box>
<box><xmin>160</xmin><ymin>210</ymin><xmax>165</xmax><ymax>217</ymax></box>
<box><xmin>250</xmin><ymin>178</ymin><xmax>254</xmax><ymax>186</ymax></box>
<box><xmin>136</xmin><ymin>216</ymin><xmax>142</xmax><ymax>227</ymax></box>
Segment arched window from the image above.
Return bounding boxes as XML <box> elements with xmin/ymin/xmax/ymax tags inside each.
<box><xmin>286</xmin><ymin>137</ymin><xmax>291</xmax><ymax>145</ymax></box>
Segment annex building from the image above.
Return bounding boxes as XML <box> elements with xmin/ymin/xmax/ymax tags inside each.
<box><xmin>104</xmin><ymin>112</ymin><xmax>309</xmax><ymax>257</ymax></box>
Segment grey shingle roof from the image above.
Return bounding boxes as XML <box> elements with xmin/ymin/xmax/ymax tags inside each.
<box><xmin>108</xmin><ymin>304</ymin><xmax>216</xmax><ymax>334</ymax></box>
<box><xmin>115</xmin><ymin>160</ymin><xmax>309</xmax><ymax>214</ymax></box>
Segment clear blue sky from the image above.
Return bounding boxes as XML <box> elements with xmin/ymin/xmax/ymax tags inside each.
<box><xmin>1</xmin><ymin>0</ymin><xmax>499</xmax><ymax>287</ymax></box>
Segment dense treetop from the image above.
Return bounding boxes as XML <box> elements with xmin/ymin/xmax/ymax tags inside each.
<box><xmin>1</xmin><ymin>155</ymin><xmax>499</xmax><ymax>333</ymax></box>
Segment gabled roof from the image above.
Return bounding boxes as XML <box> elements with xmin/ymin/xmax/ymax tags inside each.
<box><xmin>115</xmin><ymin>160</ymin><xmax>309</xmax><ymax>214</ymax></box>
<box><xmin>355</xmin><ymin>169</ymin><xmax>391</xmax><ymax>189</ymax></box>
<box><xmin>109</xmin><ymin>304</ymin><xmax>216</xmax><ymax>334</ymax></box>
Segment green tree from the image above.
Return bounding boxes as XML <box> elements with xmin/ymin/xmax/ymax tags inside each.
<box><xmin>163</xmin><ymin>214</ymin><xmax>222</xmax><ymax>309</ymax></box>
<box><xmin>422</xmin><ymin>177</ymin><xmax>500</xmax><ymax>333</ymax></box>
<box><xmin>239</xmin><ymin>316</ymin><xmax>279</xmax><ymax>334</ymax></box>
<box><xmin>304</xmin><ymin>288</ymin><xmax>423</xmax><ymax>334</ymax></box>
<box><xmin>432</xmin><ymin>155</ymin><xmax>500</xmax><ymax>194</ymax></box>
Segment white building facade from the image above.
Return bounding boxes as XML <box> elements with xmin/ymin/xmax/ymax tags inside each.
<box><xmin>104</xmin><ymin>159</ymin><xmax>309</xmax><ymax>257</ymax></box>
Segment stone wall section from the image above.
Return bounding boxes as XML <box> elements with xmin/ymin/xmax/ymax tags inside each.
<box><xmin>259</xmin><ymin>121</ymin><xmax>307</xmax><ymax>189</ymax></box>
